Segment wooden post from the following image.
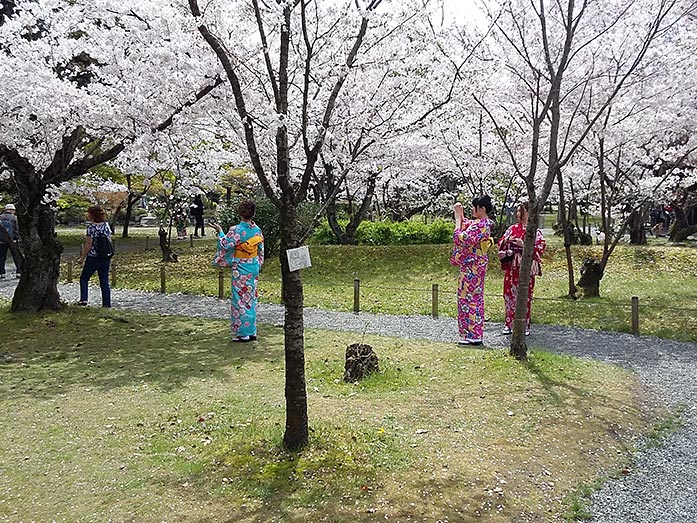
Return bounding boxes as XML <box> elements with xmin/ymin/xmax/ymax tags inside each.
<box><xmin>631</xmin><ymin>296</ymin><xmax>639</xmax><ymax>336</ymax></box>
<box><xmin>111</xmin><ymin>238</ymin><xmax>117</xmax><ymax>254</ymax></box>
<box><xmin>218</xmin><ymin>270</ymin><xmax>225</xmax><ymax>299</ymax></box>
<box><xmin>145</xmin><ymin>236</ymin><xmax>149</xmax><ymax>251</ymax></box>
<box><xmin>67</xmin><ymin>257</ymin><xmax>73</xmax><ymax>283</ymax></box>
<box><xmin>353</xmin><ymin>278</ymin><xmax>360</xmax><ymax>314</ymax></box>
<box><xmin>110</xmin><ymin>262</ymin><xmax>116</xmax><ymax>288</ymax></box>
<box><xmin>160</xmin><ymin>265</ymin><xmax>166</xmax><ymax>293</ymax></box>
<box><xmin>190</xmin><ymin>234</ymin><xmax>194</xmax><ymax>248</ymax></box>
<box><xmin>280</xmin><ymin>278</ymin><xmax>285</xmax><ymax>305</ymax></box>
<box><xmin>432</xmin><ymin>283</ymin><xmax>439</xmax><ymax>319</ymax></box>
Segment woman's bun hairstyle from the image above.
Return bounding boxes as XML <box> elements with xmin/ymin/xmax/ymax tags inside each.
<box><xmin>473</xmin><ymin>194</ymin><xmax>492</xmax><ymax>214</ymax></box>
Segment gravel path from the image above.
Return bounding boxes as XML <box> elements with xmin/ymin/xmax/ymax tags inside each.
<box><xmin>1</xmin><ymin>280</ymin><xmax>695</xmax><ymax>521</ymax></box>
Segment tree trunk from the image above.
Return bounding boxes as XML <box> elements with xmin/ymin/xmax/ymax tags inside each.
<box><xmin>577</xmin><ymin>258</ymin><xmax>603</xmax><ymax>298</ymax></box>
<box><xmin>12</xmin><ymin>200</ymin><xmax>63</xmax><ymax>312</ymax></box>
<box><xmin>509</xmin><ymin>201</ymin><xmax>539</xmax><ymax>361</ymax></box>
<box><xmin>326</xmin><ymin>200</ymin><xmax>356</xmax><ymax>245</ymax></box>
<box><xmin>672</xmin><ymin>225</ymin><xmax>697</xmax><ymax>242</ymax></box>
<box><xmin>158</xmin><ymin>228</ymin><xmax>178</xmax><ymax>263</ymax></box>
<box><xmin>556</xmin><ymin>169</ymin><xmax>577</xmax><ymax>298</ymax></box>
<box><xmin>628</xmin><ymin>208</ymin><xmax>647</xmax><ymax>245</ymax></box>
<box><xmin>668</xmin><ymin>205</ymin><xmax>697</xmax><ymax>242</ymax></box>
<box><xmin>122</xmin><ymin>193</ymin><xmax>140</xmax><ymax>239</ymax></box>
<box><xmin>279</xmin><ymin>203</ymin><xmax>309</xmax><ymax>451</ymax></box>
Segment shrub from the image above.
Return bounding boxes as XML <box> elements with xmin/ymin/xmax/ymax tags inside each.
<box><xmin>56</xmin><ymin>194</ymin><xmax>91</xmax><ymax>225</ymax></box>
<box><xmin>310</xmin><ymin>221</ymin><xmax>341</xmax><ymax>245</ymax></box>
<box><xmin>357</xmin><ymin>221</ymin><xmax>395</xmax><ymax>245</ymax></box>
<box><xmin>311</xmin><ymin>218</ymin><xmax>454</xmax><ymax>245</ymax></box>
<box><xmin>429</xmin><ymin>219</ymin><xmax>455</xmax><ymax>243</ymax></box>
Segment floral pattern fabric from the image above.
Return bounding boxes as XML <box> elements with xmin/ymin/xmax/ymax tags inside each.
<box><xmin>498</xmin><ymin>222</ymin><xmax>546</xmax><ymax>329</ymax></box>
<box><xmin>216</xmin><ymin>221</ymin><xmax>264</xmax><ymax>337</ymax></box>
<box><xmin>85</xmin><ymin>222</ymin><xmax>112</xmax><ymax>258</ymax></box>
<box><xmin>451</xmin><ymin>217</ymin><xmax>493</xmax><ymax>341</ymax></box>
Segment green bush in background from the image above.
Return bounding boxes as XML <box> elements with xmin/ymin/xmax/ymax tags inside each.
<box><xmin>311</xmin><ymin>219</ymin><xmax>454</xmax><ymax>245</ymax></box>
<box><xmin>56</xmin><ymin>194</ymin><xmax>91</xmax><ymax>225</ymax></box>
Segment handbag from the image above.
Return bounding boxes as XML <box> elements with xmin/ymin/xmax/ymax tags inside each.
<box><xmin>498</xmin><ymin>246</ymin><xmax>514</xmax><ymax>264</ymax></box>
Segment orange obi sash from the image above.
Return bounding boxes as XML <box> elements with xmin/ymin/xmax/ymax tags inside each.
<box><xmin>234</xmin><ymin>235</ymin><xmax>262</xmax><ymax>259</ymax></box>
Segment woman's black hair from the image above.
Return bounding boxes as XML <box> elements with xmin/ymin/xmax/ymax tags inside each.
<box><xmin>472</xmin><ymin>194</ymin><xmax>493</xmax><ymax>214</ymax></box>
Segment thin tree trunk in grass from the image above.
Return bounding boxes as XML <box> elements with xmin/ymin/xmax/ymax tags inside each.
<box><xmin>123</xmin><ymin>191</ymin><xmax>143</xmax><ymax>239</ymax></box>
<box><xmin>280</xmin><ymin>205</ymin><xmax>308</xmax><ymax>450</ymax></box>
<box><xmin>509</xmin><ymin>199</ymin><xmax>540</xmax><ymax>360</ymax></box>
<box><xmin>122</xmin><ymin>200</ymin><xmax>133</xmax><ymax>238</ymax></box>
<box><xmin>556</xmin><ymin>168</ymin><xmax>577</xmax><ymax>298</ymax></box>
<box><xmin>482</xmin><ymin>0</ymin><xmax>679</xmax><ymax>360</ymax></box>
<box><xmin>190</xmin><ymin>0</ymin><xmax>387</xmax><ymax>450</ymax></box>
<box><xmin>629</xmin><ymin>207</ymin><xmax>647</xmax><ymax>244</ymax></box>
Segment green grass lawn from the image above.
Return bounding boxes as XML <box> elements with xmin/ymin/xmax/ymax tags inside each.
<box><xmin>0</xmin><ymin>306</ymin><xmax>665</xmax><ymax>522</ymax></box>
<box><xmin>57</xmin><ymin>231</ymin><xmax>697</xmax><ymax>341</ymax></box>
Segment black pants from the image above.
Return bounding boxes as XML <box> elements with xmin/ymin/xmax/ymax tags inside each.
<box><xmin>194</xmin><ymin>216</ymin><xmax>205</xmax><ymax>236</ymax></box>
<box><xmin>0</xmin><ymin>242</ymin><xmax>21</xmax><ymax>276</ymax></box>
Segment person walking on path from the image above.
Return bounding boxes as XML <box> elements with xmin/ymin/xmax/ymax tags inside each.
<box><xmin>210</xmin><ymin>200</ymin><xmax>264</xmax><ymax>342</ymax></box>
<box><xmin>77</xmin><ymin>205</ymin><xmax>113</xmax><ymax>307</ymax></box>
<box><xmin>190</xmin><ymin>194</ymin><xmax>205</xmax><ymax>237</ymax></box>
<box><xmin>0</xmin><ymin>203</ymin><xmax>22</xmax><ymax>279</ymax></box>
<box><xmin>451</xmin><ymin>195</ymin><xmax>494</xmax><ymax>345</ymax></box>
<box><xmin>498</xmin><ymin>201</ymin><xmax>546</xmax><ymax>335</ymax></box>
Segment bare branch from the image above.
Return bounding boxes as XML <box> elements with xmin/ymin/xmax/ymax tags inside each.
<box><xmin>189</xmin><ymin>0</ymin><xmax>279</xmax><ymax>206</ymax></box>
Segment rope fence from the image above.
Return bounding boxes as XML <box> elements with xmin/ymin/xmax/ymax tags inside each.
<box><xmin>60</xmin><ymin>237</ymin><xmax>697</xmax><ymax>338</ymax></box>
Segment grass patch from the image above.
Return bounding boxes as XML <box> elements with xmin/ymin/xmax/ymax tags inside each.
<box><xmin>59</xmin><ymin>239</ymin><xmax>697</xmax><ymax>342</ymax></box>
<box><xmin>0</xmin><ymin>306</ymin><xmax>666</xmax><ymax>522</ymax></box>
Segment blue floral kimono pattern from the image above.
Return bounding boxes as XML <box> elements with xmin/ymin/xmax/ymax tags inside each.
<box><xmin>216</xmin><ymin>222</ymin><xmax>264</xmax><ymax>337</ymax></box>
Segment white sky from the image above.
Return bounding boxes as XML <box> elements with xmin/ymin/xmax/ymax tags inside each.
<box><xmin>439</xmin><ymin>0</ymin><xmax>487</xmax><ymax>26</ymax></box>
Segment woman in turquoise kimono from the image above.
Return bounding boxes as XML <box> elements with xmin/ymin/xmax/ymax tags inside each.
<box><xmin>210</xmin><ymin>200</ymin><xmax>264</xmax><ymax>342</ymax></box>
<box><xmin>450</xmin><ymin>195</ymin><xmax>494</xmax><ymax>345</ymax></box>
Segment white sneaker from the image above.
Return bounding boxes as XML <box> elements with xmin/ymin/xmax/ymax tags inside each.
<box><xmin>525</xmin><ymin>329</ymin><xmax>530</xmax><ymax>336</ymax></box>
<box><xmin>502</xmin><ymin>326</ymin><xmax>512</xmax><ymax>335</ymax></box>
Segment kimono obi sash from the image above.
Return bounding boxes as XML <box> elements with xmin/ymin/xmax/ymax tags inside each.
<box><xmin>477</xmin><ymin>238</ymin><xmax>494</xmax><ymax>256</ymax></box>
<box><xmin>234</xmin><ymin>235</ymin><xmax>263</xmax><ymax>259</ymax></box>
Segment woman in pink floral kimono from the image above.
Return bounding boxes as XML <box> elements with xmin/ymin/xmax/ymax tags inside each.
<box><xmin>451</xmin><ymin>195</ymin><xmax>494</xmax><ymax>345</ymax></box>
<box><xmin>498</xmin><ymin>202</ymin><xmax>546</xmax><ymax>335</ymax></box>
<box><xmin>210</xmin><ymin>200</ymin><xmax>264</xmax><ymax>342</ymax></box>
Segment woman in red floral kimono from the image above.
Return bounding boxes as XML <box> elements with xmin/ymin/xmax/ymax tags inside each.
<box><xmin>498</xmin><ymin>202</ymin><xmax>546</xmax><ymax>335</ymax></box>
<box><xmin>451</xmin><ymin>195</ymin><xmax>494</xmax><ymax>345</ymax></box>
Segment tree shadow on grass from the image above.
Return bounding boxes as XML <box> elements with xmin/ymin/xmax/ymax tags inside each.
<box><xmin>0</xmin><ymin>306</ymin><xmax>285</xmax><ymax>400</ymax></box>
<box><xmin>523</xmin><ymin>351</ymin><xmax>644</xmax><ymax>446</ymax></box>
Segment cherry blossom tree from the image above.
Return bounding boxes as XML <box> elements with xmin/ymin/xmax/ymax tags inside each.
<box><xmin>0</xmin><ymin>0</ymin><xmax>224</xmax><ymax>311</ymax></box>
<box><xmin>474</xmin><ymin>0</ymin><xmax>694</xmax><ymax>359</ymax></box>
<box><xmin>566</xmin><ymin>5</ymin><xmax>697</xmax><ymax>295</ymax></box>
<box><xmin>186</xmin><ymin>0</ymin><xmax>462</xmax><ymax>449</ymax></box>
